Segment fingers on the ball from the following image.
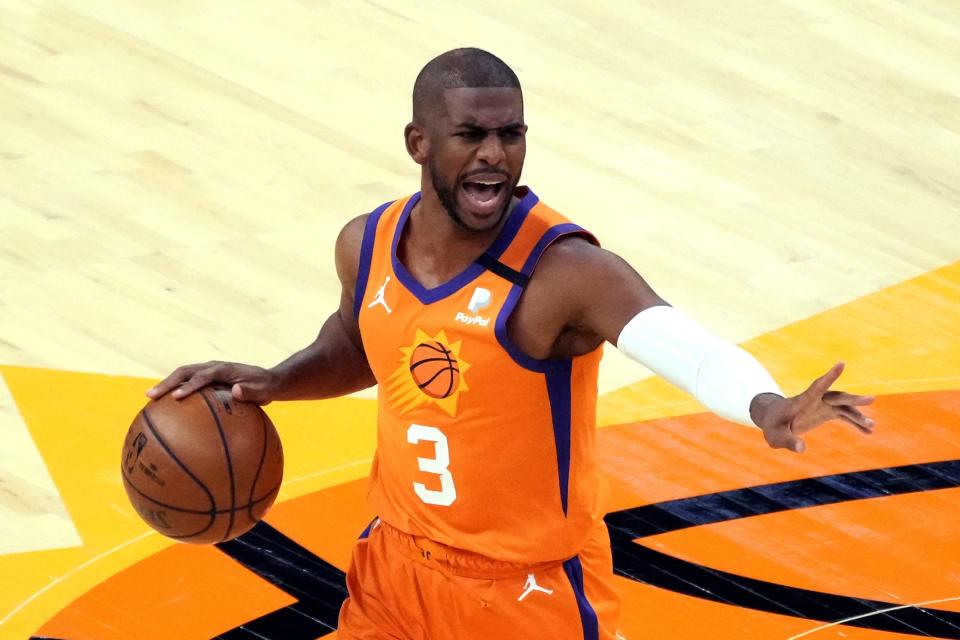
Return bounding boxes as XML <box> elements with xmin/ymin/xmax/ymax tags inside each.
<box><xmin>233</xmin><ymin>383</ymin><xmax>257</xmax><ymax>402</ymax></box>
<box><xmin>149</xmin><ymin>365</ymin><xmax>202</xmax><ymax>397</ymax></box>
<box><xmin>171</xmin><ymin>380</ymin><xmax>200</xmax><ymax>398</ymax></box>
<box><xmin>233</xmin><ymin>382</ymin><xmax>272</xmax><ymax>405</ymax></box>
<box><xmin>172</xmin><ymin>366</ymin><xmax>223</xmax><ymax>398</ymax></box>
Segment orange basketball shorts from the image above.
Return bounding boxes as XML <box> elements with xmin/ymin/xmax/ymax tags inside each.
<box><xmin>336</xmin><ymin>518</ymin><xmax>623</xmax><ymax>640</ymax></box>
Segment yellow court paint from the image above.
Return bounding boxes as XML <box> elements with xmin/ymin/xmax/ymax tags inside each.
<box><xmin>0</xmin><ymin>370</ymin><xmax>81</xmax><ymax>554</ymax></box>
<box><xmin>0</xmin><ymin>366</ymin><xmax>375</xmax><ymax>639</ymax></box>
<box><xmin>598</xmin><ymin>260</ymin><xmax>960</xmax><ymax>426</ymax></box>
<box><xmin>2</xmin><ymin>260</ymin><xmax>959</xmax><ymax>637</ymax></box>
<box><xmin>35</xmin><ymin>388</ymin><xmax>960</xmax><ymax>638</ymax></box>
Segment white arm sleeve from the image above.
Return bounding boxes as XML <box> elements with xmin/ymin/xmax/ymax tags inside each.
<box><xmin>616</xmin><ymin>305</ymin><xmax>783</xmax><ymax>427</ymax></box>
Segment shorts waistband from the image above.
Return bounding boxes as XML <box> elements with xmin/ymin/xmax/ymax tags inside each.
<box><xmin>375</xmin><ymin>519</ymin><xmax>563</xmax><ymax>579</ymax></box>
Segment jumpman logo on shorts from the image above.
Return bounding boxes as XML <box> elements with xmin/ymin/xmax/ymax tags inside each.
<box><xmin>517</xmin><ymin>573</ymin><xmax>553</xmax><ymax>601</ymax></box>
<box><xmin>368</xmin><ymin>276</ymin><xmax>392</xmax><ymax>314</ymax></box>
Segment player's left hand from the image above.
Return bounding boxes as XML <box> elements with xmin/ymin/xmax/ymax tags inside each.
<box><xmin>752</xmin><ymin>362</ymin><xmax>875</xmax><ymax>453</ymax></box>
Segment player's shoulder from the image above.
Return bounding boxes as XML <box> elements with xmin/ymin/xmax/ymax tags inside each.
<box><xmin>335</xmin><ymin>213</ymin><xmax>371</xmax><ymax>285</ymax></box>
<box><xmin>530</xmin><ymin>233</ymin><xmax>635</xmax><ymax>300</ymax></box>
<box><xmin>336</xmin><ymin>213</ymin><xmax>369</xmax><ymax>256</ymax></box>
<box><xmin>338</xmin><ymin>212</ymin><xmax>369</xmax><ymax>248</ymax></box>
<box><xmin>337</xmin><ymin>193</ymin><xmax>414</xmax><ymax>251</ymax></box>
<box><xmin>336</xmin><ymin>194</ymin><xmax>413</xmax><ymax>268</ymax></box>
<box><xmin>535</xmin><ymin>233</ymin><xmax>604</xmax><ymax>277</ymax></box>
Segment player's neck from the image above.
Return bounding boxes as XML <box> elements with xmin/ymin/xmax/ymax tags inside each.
<box><xmin>401</xmin><ymin>194</ymin><xmax>517</xmax><ymax>288</ymax></box>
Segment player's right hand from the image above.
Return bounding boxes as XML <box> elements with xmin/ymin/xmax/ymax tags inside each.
<box><xmin>146</xmin><ymin>361</ymin><xmax>277</xmax><ymax>405</ymax></box>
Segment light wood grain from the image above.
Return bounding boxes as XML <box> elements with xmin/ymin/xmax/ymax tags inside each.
<box><xmin>0</xmin><ymin>0</ymin><xmax>958</xmax><ymax>554</ymax></box>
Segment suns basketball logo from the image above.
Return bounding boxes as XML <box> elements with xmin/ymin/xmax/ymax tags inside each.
<box><xmin>385</xmin><ymin>328</ymin><xmax>471</xmax><ymax>417</ymax></box>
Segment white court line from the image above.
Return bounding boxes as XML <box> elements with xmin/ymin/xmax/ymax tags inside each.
<box><xmin>0</xmin><ymin>371</ymin><xmax>82</xmax><ymax>554</ymax></box>
<box><xmin>0</xmin><ymin>456</ymin><xmax>371</xmax><ymax>628</ymax></box>
<box><xmin>0</xmin><ymin>530</ymin><xmax>154</xmax><ymax>630</ymax></box>
<box><xmin>785</xmin><ymin>595</ymin><xmax>960</xmax><ymax>639</ymax></box>
<box><xmin>280</xmin><ymin>458</ymin><xmax>372</xmax><ymax>488</ymax></box>
<box><xmin>0</xmin><ymin>457</ymin><xmax>369</xmax><ymax>630</ymax></box>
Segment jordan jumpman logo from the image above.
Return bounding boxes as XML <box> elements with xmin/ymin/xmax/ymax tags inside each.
<box><xmin>368</xmin><ymin>276</ymin><xmax>392</xmax><ymax>314</ymax></box>
<box><xmin>517</xmin><ymin>573</ymin><xmax>553</xmax><ymax>601</ymax></box>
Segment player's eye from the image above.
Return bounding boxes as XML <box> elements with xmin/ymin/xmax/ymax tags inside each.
<box><xmin>456</xmin><ymin>130</ymin><xmax>485</xmax><ymax>141</ymax></box>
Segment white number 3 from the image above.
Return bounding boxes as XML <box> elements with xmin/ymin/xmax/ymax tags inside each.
<box><xmin>406</xmin><ymin>424</ymin><xmax>457</xmax><ymax>506</ymax></box>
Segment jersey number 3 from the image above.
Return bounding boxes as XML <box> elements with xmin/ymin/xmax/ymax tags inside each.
<box><xmin>407</xmin><ymin>424</ymin><xmax>457</xmax><ymax>506</ymax></box>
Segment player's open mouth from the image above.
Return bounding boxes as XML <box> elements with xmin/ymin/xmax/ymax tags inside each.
<box><xmin>460</xmin><ymin>175</ymin><xmax>508</xmax><ymax>217</ymax></box>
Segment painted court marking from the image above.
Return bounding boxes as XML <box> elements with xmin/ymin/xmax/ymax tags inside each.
<box><xmin>280</xmin><ymin>458</ymin><xmax>373</xmax><ymax>490</ymax></box>
<box><xmin>0</xmin><ymin>531</ymin><xmax>154</xmax><ymax>631</ymax></box>
<box><xmin>785</xmin><ymin>596</ymin><xmax>960</xmax><ymax>639</ymax></box>
<box><xmin>0</xmin><ymin>371</ymin><xmax>81</xmax><ymax>555</ymax></box>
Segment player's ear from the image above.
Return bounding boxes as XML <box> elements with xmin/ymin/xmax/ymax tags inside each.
<box><xmin>405</xmin><ymin>122</ymin><xmax>429</xmax><ymax>165</ymax></box>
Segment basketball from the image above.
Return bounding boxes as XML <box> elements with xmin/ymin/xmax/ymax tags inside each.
<box><xmin>120</xmin><ymin>387</ymin><xmax>283</xmax><ymax>544</ymax></box>
<box><xmin>409</xmin><ymin>341</ymin><xmax>460</xmax><ymax>398</ymax></box>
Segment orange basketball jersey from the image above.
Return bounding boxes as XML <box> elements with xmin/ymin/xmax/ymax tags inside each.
<box><xmin>355</xmin><ymin>188</ymin><xmax>604</xmax><ymax>563</ymax></box>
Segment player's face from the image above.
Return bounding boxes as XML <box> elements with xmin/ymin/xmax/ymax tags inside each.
<box><xmin>427</xmin><ymin>87</ymin><xmax>526</xmax><ymax>232</ymax></box>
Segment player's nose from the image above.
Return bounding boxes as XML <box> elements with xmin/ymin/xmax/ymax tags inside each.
<box><xmin>476</xmin><ymin>131</ymin><xmax>505</xmax><ymax>165</ymax></box>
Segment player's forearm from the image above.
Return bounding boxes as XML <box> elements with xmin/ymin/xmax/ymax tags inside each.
<box><xmin>267</xmin><ymin>312</ymin><xmax>375</xmax><ymax>401</ymax></box>
<box><xmin>616</xmin><ymin>306</ymin><xmax>783</xmax><ymax>427</ymax></box>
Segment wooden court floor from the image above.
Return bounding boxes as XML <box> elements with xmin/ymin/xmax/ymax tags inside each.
<box><xmin>2</xmin><ymin>1</ymin><xmax>959</xmax><ymax>638</ymax></box>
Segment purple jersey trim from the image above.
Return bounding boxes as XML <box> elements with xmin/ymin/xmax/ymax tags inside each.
<box><xmin>545</xmin><ymin>361</ymin><xmax>574</xmax><ymax>516</ymax></box>
<box><xmin>357</xmin><ymin>517</ymin><xmax>378</xmax><ymax>540</ymax></box>
<box><xmin>493</xmin><ymin>223</ymin><xmax>590</xmax><ymax>373</ymax></box>
<box><xmin>390</xmin><ymin>189</ymin><xmax>539</xmax><ymax>305</ymax></box>
<box><xmin>353</xmin><ymin>201</ymin><xmax>392</xmax><ymax>320</ymax></box>
<box><xmin>491</xmin><ymin>220</ymin><xmax>596</xmax><ymax>520</ymax></box>
<box><xmin>563</xmin><ymin>556</ymin><xmax>600</xmax><ymax>640</ymax></box>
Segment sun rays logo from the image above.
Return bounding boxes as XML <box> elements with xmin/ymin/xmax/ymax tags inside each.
<box><xmin>385</xmin><ymin>329</ymin><xmax>471</xmax><ymax>417</ymax></box>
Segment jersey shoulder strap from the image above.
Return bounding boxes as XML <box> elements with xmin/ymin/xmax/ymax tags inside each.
<box><xmin>481</xmin><ymin>195</ymin><xmax>598</xmax><ymax>289</ymax></box>
<box><xmin>352</xmin><ymin>196</ymin><xmax>411</xmax><ymax>320</ymax></box>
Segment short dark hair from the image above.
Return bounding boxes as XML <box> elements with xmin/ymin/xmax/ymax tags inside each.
<box><xmin>412</xmin><ymin>48</ymin><xmax>522</xmax><ymax>123</ymax></box>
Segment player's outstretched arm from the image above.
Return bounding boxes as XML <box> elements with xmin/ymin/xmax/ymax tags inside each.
<box><xmin>540</xmin><ymin>238</ymin><xmax>874</xmax><ymax>451</ymax></box>
<box><xmin>147</xmin><ymin>215</ymin><xmax>376</xmax><ymax>404</ymax></box>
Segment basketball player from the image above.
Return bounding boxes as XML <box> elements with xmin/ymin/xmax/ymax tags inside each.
<box><xmin>149</xmin><ymin>49</ymin><xmax>875</xmax><ymax>639</ymax></box>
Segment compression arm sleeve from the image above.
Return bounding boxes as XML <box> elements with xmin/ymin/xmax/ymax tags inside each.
<box><xmin>616</xmin><ymin>305</ymin><xmax>783</xmax><ymax>427</ymax></box>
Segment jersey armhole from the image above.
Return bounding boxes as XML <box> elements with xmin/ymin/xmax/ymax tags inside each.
<box><xmin>493</xmin><ymin>225</ymin><xmax>596</xmax><ymax>373</ymax></box>
<box><xmin>352</xmin><ymin>201</ymin><xmax>392</xmax><ymax>321</ymax></box>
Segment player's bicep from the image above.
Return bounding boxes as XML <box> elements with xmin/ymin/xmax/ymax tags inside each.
<box><xmin>334</xmin><ymin>214</ymin><xmax>371</xmax><ymax>355</ymax></box>
<box><xmin>323</xmin><ymin>215</ymin><xmax>374</xmax><ymax>390</ymax></box>
<box><xmin>563</xmin><ymin>244</ymin><xmax>669</xmax><ymax>346</ymax></box>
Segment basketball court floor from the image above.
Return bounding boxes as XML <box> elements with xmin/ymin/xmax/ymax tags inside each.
<box><xmin>2</xmin><ymin>1</ymin><xmax>959</xmax><ymax>638</ymax></box>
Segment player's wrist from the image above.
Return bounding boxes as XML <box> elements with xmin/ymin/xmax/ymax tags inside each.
<box><xmin>749</xmin><ymin>392</ymin><xmax>786</xmax><ymax>431</ymax></box>
<box><xmin>261</xmin><ymin>365</ymin><xmax>293</xmax><ymax>401</ymax></box>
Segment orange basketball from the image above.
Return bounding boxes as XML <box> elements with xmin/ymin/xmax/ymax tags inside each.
<box><xmin>409</xmin><ymin>341</ymin><xmax>460</xmax><ymax>398</ymax></box>
<box><xmin>120</xmin><ymin>387</ymin><xmax>283</xmax><ymax>544</ymax></box>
